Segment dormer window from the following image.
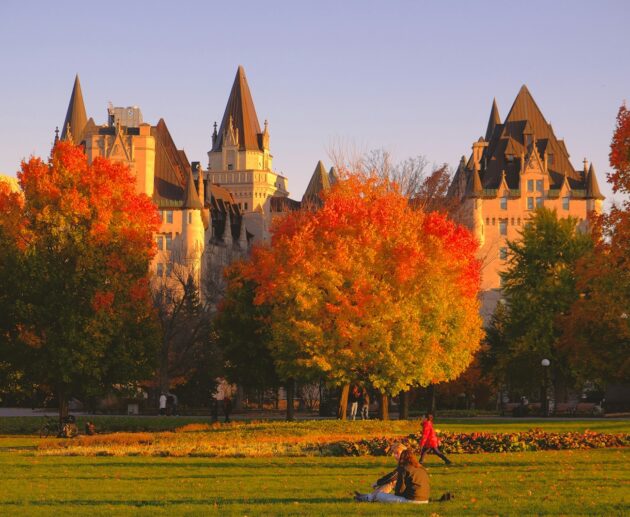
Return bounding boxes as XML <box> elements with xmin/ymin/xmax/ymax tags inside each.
<box><xmin>525</xmin><ymin>134</ymin><xmax>533</xmax><ymax>147</ymax></box>
<box><xmin>507</xmin><ymin>154</ymin><xmax>514</xmax><ymax>162</ymax></box>
<box><xmin>548</xmin><ymin>153</ymin><xmax>554</xmax><ymax>166</ymax></box>
<box><xmin>500</xmin><ymin>196</ymin><xmax>508</xmax><ymax>210</ymax></box>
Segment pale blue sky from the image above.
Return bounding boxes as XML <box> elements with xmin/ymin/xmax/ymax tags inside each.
<box><xmin>0</xmin><ymin>0</ymin><xmax>627</xmax><ymax>205</ymax></box>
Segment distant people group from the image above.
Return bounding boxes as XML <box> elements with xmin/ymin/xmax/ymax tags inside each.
<box><xmin>348</xmin><ymin>385</ymin><xmax>370</xmax><ymax>420</ymax></box>
<box><xmin>354</xmin><ymin>412</ymin><xmax>452</xmax><ymax>505</ymax></box>
<box><xmin>158</xmin><ymin>392</ymin><xmax>179</xmax><ymax>416</ymax></box>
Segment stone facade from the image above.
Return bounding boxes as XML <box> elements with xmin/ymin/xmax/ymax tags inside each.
<box><xmin>449</xmin><ymin>86</ymin><xmax>604</xmax><ymax>322</ymax></box>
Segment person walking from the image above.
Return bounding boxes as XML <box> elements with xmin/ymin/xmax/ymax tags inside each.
<box><xmin>361</xmin><ymin>388</ymin><xmax>370</xmax><ymax>420</ymax></box>
<box><xmin>349</xmin><ymin>385</ymin><xmax>360</xmax><ymax>421</ymax></box>
<box><xmin>419</xmin><ymin>413</ymin><xmax>451</xmax><ymax>465</ymax></box>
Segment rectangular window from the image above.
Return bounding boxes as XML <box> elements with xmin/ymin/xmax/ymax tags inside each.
<box><xmin>156</xmin><ymin>235</ymin><xmax>164</xmax><ymax>251</ymax></box>
<box><xmin>227</xmin><ymin>164</ymin><xmax>233</xmax><ymax>170</ymax></box>
<box><xmin>500</xmin><ymin>196</ymin><xmax>508</xmax><ymax>210</ymax></box>
<box><xmin>525</xmin><ymin>134</ymin><xmax>533</xmax><ymax>146</ymax></box>
<box><xmin>527</xmin><ymin>197</ymin><xmax>534</xmax><ymax>210</ymax></box>
<box><xmin>536</xmin><ymin>197</ymin><xmax>544</xmax><ymax>208</ymax></box>
<box><xmin>165</xmin><ymin>234</ymin><xmax>172</xmax><ymax>251</ymax></box>
<box><xmin>563</xmin><ymin>197</ymin><xmax>570</xmax><ymax>210</ymax></box>
<box><xmin>499</xmin><ymin>220</ymin><xmax>508</xmax><ymax>236</ymax></box>
<box><xmin>156</xmin><ymin>263</ymin><xmax>164</xmax><ymax>277</ymax></box>
<box><xmin>166</xmin><ymin>262</ymin><xmax>172</xmax><ymax>277</ymax></box>
<box><xmin>548</xmin><ymin>153</ymin><xmax>554</xmax><ymax>166</ymax></box>
<box><xmin>536</xmin><ymin>179</ymin><xmax>544</xmax><ymax>193</ymax></box>
<box><xmin>165</xmin><ymin>210</ymin><xmax>173</xmax><ymax>224</ymax></box>
<box><xmin>527</xmin><ymin>180</ymin><xmax>534</xmax><ymax>192</ymax></box>
<box><xmin>499</xmin><ymin>247</ymin><xmax>508</xmax><ymax>260</ymax></box>
<box><xmin>244</xmin><ymin>202</ymin><xmax>248</xmax><ymax>210</ymax></box>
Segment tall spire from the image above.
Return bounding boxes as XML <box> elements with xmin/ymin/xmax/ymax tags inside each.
<box><xmin>586</xmin><ymin>163</ymin><xmax>605</xmax><ymax>200</ymax></box>
<box><xmin>182</xmin><ymin>167</ymin><xmax>203</xmax><ymax>210</ymax></box>
<box><xmin>211</xmin><ymin>66</ymin><xmax>262</xmax><ymax>152</ymax></box>
<box><xmin>302</xmin><ymin>160</ymin><xmax>331</xmax><ymax>205</ymax></box>
<box><xmin>61</xmin><ymin>75</ymin><xmax>88</xmax><ymax>143</ymax></box>
<box><xmin>485</xmin><ymin>98</ymin><xmax>501</xmax><ymax>141</ymax></box>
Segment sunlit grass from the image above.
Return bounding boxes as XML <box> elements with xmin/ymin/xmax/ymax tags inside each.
<box><xmin>0</xmin><ymin>448</ymin><xmax>627</xmax><ymax>515</ymax></box>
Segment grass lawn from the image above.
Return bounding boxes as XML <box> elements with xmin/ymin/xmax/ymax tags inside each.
<box><xmin>0</xmin><ymin>446</ymin><xmax>628</xmax><ymax>515</ymax></box>
<box><xmin>1</xmin><ymin>415</ymin><xmax>629</xmax><ymax>435</ymax></box>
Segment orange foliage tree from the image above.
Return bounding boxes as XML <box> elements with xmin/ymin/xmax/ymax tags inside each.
<box><xmin>560</xmin><ymin>105</ymin><xmax>630</xmax><ymax>386</ymax></box>
<box><xmin>228</xmin><ymin>173</ymin><xmax>483</xmax><ymax>418</ymax></box>
<box><xmin>0</xmin><ymin>143</ymin><xmax>160</xmax><ymax>421</ymax></box>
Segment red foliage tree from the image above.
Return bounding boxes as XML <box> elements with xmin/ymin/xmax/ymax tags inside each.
<box><xmin>225</xmin><ymin>173</ymin><xmax>483</xmax><ymax>419</ymax></box>
<box><xmin>560</xmin><ymin>105</ymin><xmax>630</xmax><ymax>386</ymax></box>
<box><xmin>0</xmin><ymin>143</ymin><xmax>160</xmax><ymax>422</ymax></box>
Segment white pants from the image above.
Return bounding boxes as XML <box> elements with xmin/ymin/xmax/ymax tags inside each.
<box><xmin>350</xmin><ymin>402</ymin><xmax>358</xmax><ymax>420</ymax></box>
<box><xmin>372</xmin><ymin>492</ymin><xmax>428</xmax><ymax>504</ymax></box>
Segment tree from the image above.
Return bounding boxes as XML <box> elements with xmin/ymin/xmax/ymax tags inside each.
<box><xmin>152</xmin><ymin>259</ymin><xmax>215</xmax><ymax>395</ymax></box>
<box><xmin>560</xmin><ymin>104</ymin><xmax>630</xmax><ymax>385</ymax></box>
<box><xmin>214</xmin><ymin>262</ymin><xmax>280</xmax><ymax>396</ymax></box>
<box><xmin>0</xmin><ymin>143</ymin><xmax>160</xmax><ymax>422</ymax></box>
<box><xmin>236</xmin><ymin>173</ymin><xmax>483</xmax><ymax>419</ymax></box>
<box><xmin>482</xmin><ymin>208</ymin><xmax>593</xmax><ymax>399</ymax></box>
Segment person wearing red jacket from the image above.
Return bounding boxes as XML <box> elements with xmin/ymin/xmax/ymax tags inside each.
<box><xmin>419</xmin><ymin>413</ymin><xmax>451</xmax><ymax>465</ymax></box>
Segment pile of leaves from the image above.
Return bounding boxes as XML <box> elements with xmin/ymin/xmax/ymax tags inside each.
<box><xmin>326</xmin><ymin>429</ymin><xmax>629</xmax><ymax>456</ymax></box>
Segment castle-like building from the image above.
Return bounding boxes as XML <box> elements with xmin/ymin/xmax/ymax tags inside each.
<box><xmin>57</xmin><ymin>67</ymin><xmax>299</xmax><ymax>289</ymax></box>
<box><xmin>449</xmin><ymin>85</ymin><xmax>604</xmax><ymax>319</ymax></box>
<box><xmin>57</xmin><ymin>73</ymin><xmax>605</xmax><ymax>319</ymax></box>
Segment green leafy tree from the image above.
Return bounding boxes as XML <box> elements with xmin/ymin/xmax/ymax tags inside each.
<box><xmin>214</xmin><ymin>264</ymin><xmax>280</xmax><ymax>399</ymax></box>
<box><xmin>483</xmin><ymin>207</ymin><xmax>593</xmax><ymax>398</ymax></box>
<box><xmin>0</xmin><ymin>143</ymin><xmax>160</xmax><ymax>422</ymax></box>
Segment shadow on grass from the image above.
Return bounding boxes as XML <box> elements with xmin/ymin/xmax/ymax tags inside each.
<box><xmin>0</xmin><ymin>496</ymin><xmax>350</xmax><ymax>507</ymax></box>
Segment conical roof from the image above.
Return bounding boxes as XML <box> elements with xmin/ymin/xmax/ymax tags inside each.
<box><xmin>586</xmin><ymin>164</ymin><xmax>605</xmax><ymax>200</ymax></box>
<box><xmin>302</xmin><ymin>160</ymin><xmax>331</xmax><ymax>204</ymax></box>
<box><xmin>182</xmin><ymin>167</ymin><xmax>203</xmax><ymax>209</ymax></box>
<box><xmin>485</xmin><ymin>98</ymin><xmax>501</xmax><ymax>141</ymax></box>
<box><xmin>211</xmin><ymin>66</ymin><xmax>262</xmax><ymax>152</ymax></box>
<box><xmin>61</xmin><ymin>75</ymin><xmax>88</xmax><ymax>142</ymax></box>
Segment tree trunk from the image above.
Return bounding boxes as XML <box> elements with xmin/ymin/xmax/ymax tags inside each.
<box><xmin>399</xmin><ymin>390</ymin><xmax>409</xmax><ymax>420</ymax></box>
<box><xmin>286</xmin><ymin>379</ymin><xmax>295</xmax><ymax>421</ymax></box>
<box><xmin>160</xmin><ymin>337</ymin><xmax>170</xmax><ymax>394</ymax></box>
<box><xmin>378</xmin><ymin>392</ymin><xmax>389</xmax><ymax>420</ymax></box>
<box><xmin>426</xmin><ymin>383</ymin><xmax>436</xmax><ymax>415</ymax></box>
<box><xmin>337</xmin><ymin>384</ymin><xmax>350</xmax><ymax>420</ymax></box>
<box><xmin>58</xmin><ymin>386</ymin><xmax>68</xmax><ymax>427</ymax></box>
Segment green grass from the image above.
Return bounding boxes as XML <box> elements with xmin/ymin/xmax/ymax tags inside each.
<box><xmin>1</xmin><ymin>415</ymin><xmax>628</xmax><ymax>435</ymax></box>
<box><xmin>0</xmin><ymin>447</ymin><xmax>628</xmax><ymax>515</ymax></box>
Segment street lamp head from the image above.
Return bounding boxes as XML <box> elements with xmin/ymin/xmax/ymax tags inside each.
<box><xmin>541</xmin><ymin>358</ymin><xmax>550</xmax><ymax>367</ymax></box>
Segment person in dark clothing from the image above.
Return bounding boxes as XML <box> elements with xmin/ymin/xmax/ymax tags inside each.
<box><xmin>349</xmin><ymin>385</ymin><xmax>360</xmax><ymax>420</ymax></box>
<box><xmin>354</xmin><ymin>443</ymin><xmax>407</xmax><ymax>502</ymax></box>
<box><xmin>360</xmin><ymin>388</ymin><xmax>370</xmax><ymax>420</ymax></box>
<box><xmin>223</xmin><ymin>396</ymin><xmax>232</xmax><ymax>423</ymax></box>
<box><xmin>419</xmin><ymin>413</ymin><xmax>451</xmax><ymax>464</ymax></box>
<box><xmin>356</xmin><ymin>448</ymin><xmax>430</xmax><ymax>504</ymax></box>
<box><xmin>211</xmin><ymin>397</ymin><xmax>219</xmax><ymax>423</ymax></box>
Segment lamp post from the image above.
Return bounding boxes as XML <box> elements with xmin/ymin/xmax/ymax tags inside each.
<box><xmin>541</xmin><ymin>358</ymin><xmax>550</xmax><ymax>417</ymax></box>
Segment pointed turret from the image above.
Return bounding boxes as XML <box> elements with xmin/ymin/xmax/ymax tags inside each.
<box><xmin>467</xmin><ymin>167</ymin><xmax>483</xmax><ymax>198</ymax></box>
<box><xmin>586</xmin><ymin>163</ymin><xmax>604</xmax><ymax>200</ymax></box>
<box><xmin>182</xmin><ymin>168</ymin><xmax>203</xmax><ymax>210</ymax></box>
<box><xmin>212</xmin><ymin>66</ymin><xmax>262</xmax><ymax>152</ymax></box>
<box><xmin>329</xmin><ymin>166</ymin><xmax>339</xmax><ymax>185</ymax></box>
<box><xmin>302</xmin><ymin>161</ymin><xmax>331</xmax><ymax>205</ymax></box>
<box><xmin>485</xmin><ymin>98</ymin><xmax>501</xmax><ymax>141</ymax></box>
<box><xmin>61</xmin><ymin>75</ymin><xmax>88</xmax><ymax>143</ymax></box>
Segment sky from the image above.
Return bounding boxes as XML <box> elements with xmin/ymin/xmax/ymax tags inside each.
<box><xmin>0</xmin><ymin>0</ymin><xmax>628</xmax><ymax>206</ymax></box>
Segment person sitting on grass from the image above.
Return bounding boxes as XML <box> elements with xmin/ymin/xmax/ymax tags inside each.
<box><xmin>419</xmin><ymin>413</ymin><xmax>451</xmax><ymax>465</ymax></box>
<box><xmin>355</xmin><ymin>448</ymin><xmax>430</xmax><ymax>504</ymax></box>
<box><xmin>354</xmin><ymin>443</ymin><xmax>410</xmax><ymax>501</ymax></box>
